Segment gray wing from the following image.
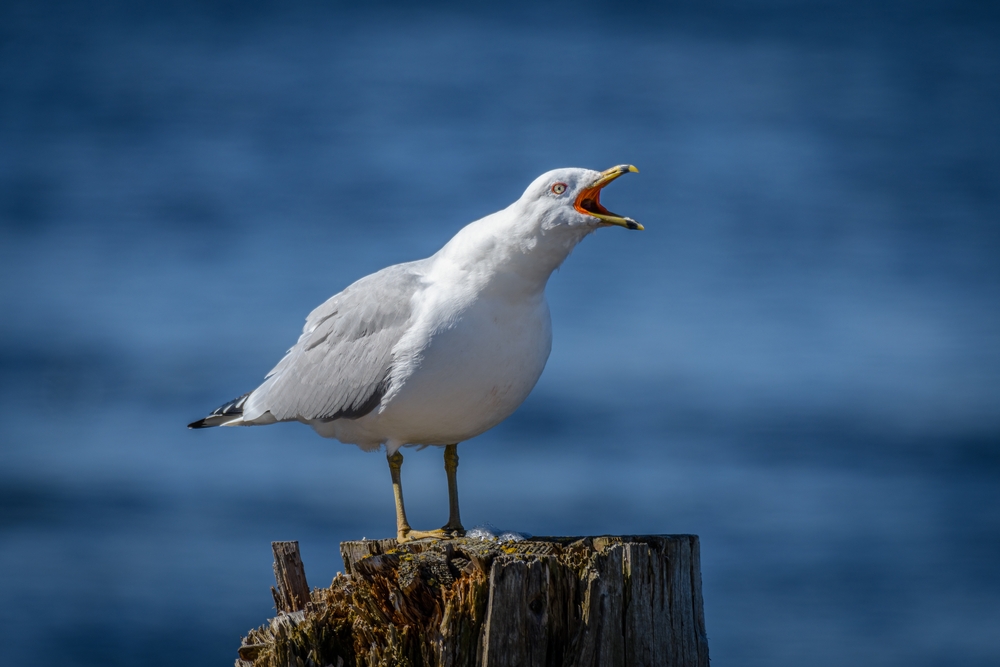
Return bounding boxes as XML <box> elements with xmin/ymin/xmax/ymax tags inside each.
<box><xmin>241</xmin><ymin>261</ymin><xmax>425</xmax><ymax>424</ymax></box>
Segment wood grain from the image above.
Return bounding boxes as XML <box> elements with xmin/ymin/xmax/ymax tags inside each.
<box><xmin>238</xmin><ymin>535</ymin><xmax>709</xmax><ymax>667</ymax></box>
<box><xmin>269</xmin><ymin>541</ymin><xmax>310</xmax><ymax>613</ymax></box>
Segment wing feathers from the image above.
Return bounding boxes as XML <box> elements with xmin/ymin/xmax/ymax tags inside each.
<box><xmin>187</xmin><ymin>392</ymin><xmax>251</xmax><ymax>428</ymax></box>
<box><xmin>239</xmin><ymin>261</ymin><xmax>424</xmax><ymax>424</ymax></box>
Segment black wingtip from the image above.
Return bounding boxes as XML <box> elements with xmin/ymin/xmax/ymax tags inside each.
<box><xmin>188</xmin><ymin>392</ymin><xmax>251</xmax><ymax>430</ymax></box>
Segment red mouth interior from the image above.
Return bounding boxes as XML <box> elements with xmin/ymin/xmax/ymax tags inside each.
<box><xmin>574</xmin><ymin>186</ymin><xmax>618</xmax><ymax>218</ymax></box>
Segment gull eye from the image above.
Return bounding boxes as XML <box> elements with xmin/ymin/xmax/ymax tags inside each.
<box><xmin>551</xmin><ymin>182</ymin><xmax>567</xmax><ymax>195</ymax></box>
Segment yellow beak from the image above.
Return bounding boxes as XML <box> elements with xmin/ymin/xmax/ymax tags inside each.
<box><xmin>574</xmin><ymin>164</ymin><xmax>643</xmax><ymax>230</ymax></box>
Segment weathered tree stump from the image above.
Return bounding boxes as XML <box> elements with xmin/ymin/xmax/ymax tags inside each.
<box><xmin>237</xmin><ymin>535</ymin><xmax>709</xmax><ymax>667</ymax></box>
<box><xmin>270</xmin><ymin>541</ymin><xmax>311</xmax><ymax>613</ymax></box>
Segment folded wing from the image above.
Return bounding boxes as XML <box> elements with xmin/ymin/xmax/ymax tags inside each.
<box><xmin>237</xmin><ymin>261</ymin><xmax>425</xmax><ymax>424</ymax></box>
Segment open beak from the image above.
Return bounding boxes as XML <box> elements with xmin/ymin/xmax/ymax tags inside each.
<box><xmin>574</xmin><ymin>164</ymin><xmax>643</xmax><ymax>230</ymax></box>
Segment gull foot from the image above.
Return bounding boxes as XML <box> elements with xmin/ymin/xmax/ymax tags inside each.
<box><xmin>397</xmin><ymin>525</ymin><xmax>466</xmax><ymax>543</ymax></box>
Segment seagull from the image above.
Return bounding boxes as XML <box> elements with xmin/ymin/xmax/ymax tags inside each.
<box><xmin>189</xmin><ymin>165</ymin><xmax>642</xmax><ymax>542</ymax></box>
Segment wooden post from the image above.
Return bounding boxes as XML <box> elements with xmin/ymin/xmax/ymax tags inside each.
<box><xmin>270</xmin><ymin>541</ymin><xmax>310</xmax><ymax>613</ymax></box>
<box><xmin>238</xmin><ymin>535</ymin><xmax>709</xmax><ymax>667</ymax></box>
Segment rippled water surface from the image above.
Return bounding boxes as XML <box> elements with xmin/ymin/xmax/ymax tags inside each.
<box><xmin>1</xmin><ymin>2</ymin><xmax>998</xmax><ymax>665</ymax></box>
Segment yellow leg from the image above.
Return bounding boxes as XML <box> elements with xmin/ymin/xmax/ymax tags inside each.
<box><xmin>387</xmin><ymin>445</ymin><xmax>466</xmax><ymax>543</ymax></box>
<box><xmin>387</xmin><ymin>451</ymin><xmax>412</xmax><ymax>542</ymax></box>
<box><xmin>443</xmin><ymin>444</ymin><xmax>465</xmax><ymax>534</ymax></box>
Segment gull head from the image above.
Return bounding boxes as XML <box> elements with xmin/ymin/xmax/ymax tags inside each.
<box><xmin>518</xmin><ymin>164</ymin><xmax>643</xmax><ymax>232</ymax></box>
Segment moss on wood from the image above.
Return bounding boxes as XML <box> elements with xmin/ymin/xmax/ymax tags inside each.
<box><xmin>236</xmin><ymin>535</ymin><xmax>708</xmax><ymax>667</ymax></box>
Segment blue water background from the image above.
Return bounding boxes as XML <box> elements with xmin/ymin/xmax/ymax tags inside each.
<box><xmin>1</xmin><ymin>2</ymin><xmax>998</xmax><ymax>665</ymax></box>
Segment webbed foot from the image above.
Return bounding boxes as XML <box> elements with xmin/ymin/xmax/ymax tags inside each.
<box><xmin>397</xmin><ymin>524</ymin><xmax>466</xmax><ymax>543</ymax></box>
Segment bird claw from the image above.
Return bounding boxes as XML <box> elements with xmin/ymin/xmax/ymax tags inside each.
<box><xmin>397</xmin><ymin>525</ymin><xmax>466</xmax><ymax>543</ymax></box>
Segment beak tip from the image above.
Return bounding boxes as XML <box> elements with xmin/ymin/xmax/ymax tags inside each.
<box><xmin>627</xmin><ymin>165</ymin><xmax>639</xmax><ymax>173</ymax></box>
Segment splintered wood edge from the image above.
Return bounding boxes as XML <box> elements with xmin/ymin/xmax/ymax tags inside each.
<box><xmin>339</xmin><ymin>535</ymin><xmax>700</xmax><ymax>573</ymax></box>
<box><xmin>242</xmin><ymin>534</ymin><xmax>708</xmax><ymax>667</ymax></box>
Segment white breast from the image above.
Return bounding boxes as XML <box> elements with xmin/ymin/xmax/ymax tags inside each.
<box><xmin>313</xmin><ymin>285</ymin><xmax>552</xmax><ymax>450</ymax></box>
<box><xmin>309</xmin><ymin>198</ymin><xmax>589</xmax><ymax>451</ymax></box>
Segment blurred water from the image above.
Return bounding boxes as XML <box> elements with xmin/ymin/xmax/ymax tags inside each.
<box><xmin>1</xmin><ymin>2</ymin><xmax>998</xmax><ymax>665</ymax></box>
